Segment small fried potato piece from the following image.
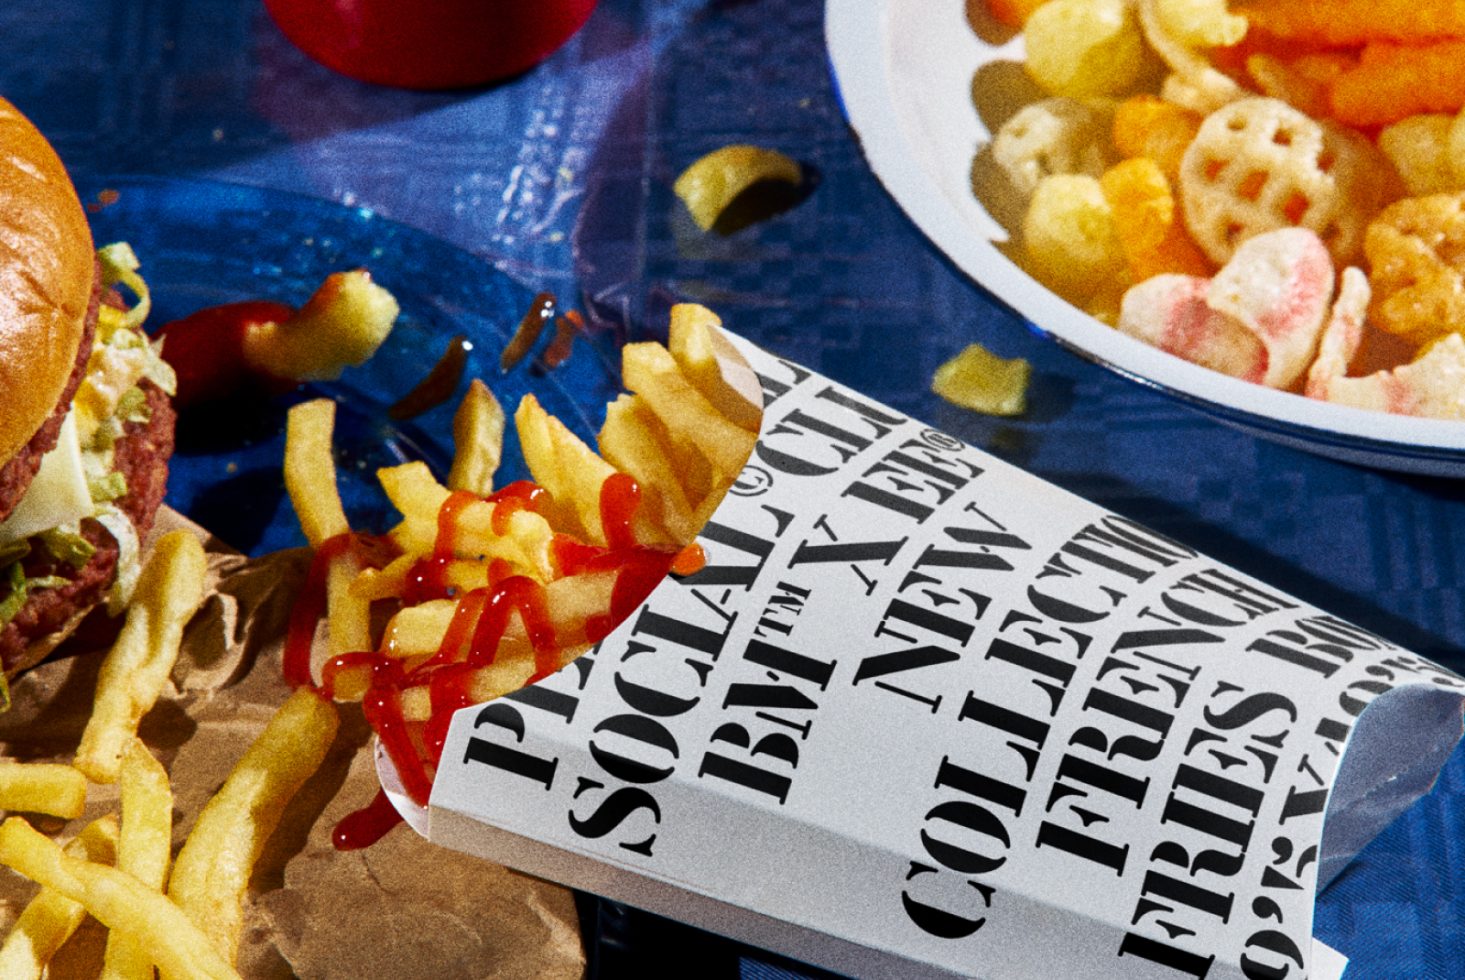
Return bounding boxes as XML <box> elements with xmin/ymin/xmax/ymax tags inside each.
<box><xmin>622</xmin><ymin>342</ymin><xmax>757</xmax><ymax>484</ymax></box>
<box><xmin>1100</xmin><ymin>157</ymin><xmax>1212</xmax><ymax>280</ymax></box>
<box><xmin>242</xmin><ymin>270</ymin><xmax>399</xmax><ymax>382</ymax></box>
<box><xmin>326</xmin><ymin>548</ymin><xmax>371</xmax><ymax>659</ymax></box>
<box><xmin>284</xmin><ymin>399</ymin><xmax>350</xmax><ymax>547</ymax></box>
<box><xmin>75</xmin><ymin>531</ymin><xmax>207</xmax><ymax>784</ymax></box>
<box><xmin>1025</xmin><ymin>0</ymin><xmax>1152</xmax><ymax>98</ymax></box>
<box><xmin>0</xmin><ymin>763</ymin><xmax>87</xmax><ymax>819</ymax></box>
<box><xmin>0</xmin><ymin>817</ymin><xmax>239</xmax><ymax>980</ymax></box>
<box><xmin>169</xmin><ymin>688</ymin><xmax>338</xmax><ymax>965</ymax></box>
<box><xmin>599</xmin><ymin>395</ymin><xmax>699</xmax><ymax>544</ymax></box>
<box><xmin>1245</xmin><ymin>52</ymin><xmax>1355</xmax><ymax>121</ymax></box>
<box><xmin>674</xmin><ymin>145</ymin><xmax>802</xmax><ymax>231</ymax></box>
<box><xmin>667</xmin><ymin>305</ymin><xmax>764</xmax><ymax>432</ymax></box>
<box><xmin>931</xmin><ymin>343</ymin><xmax>1032</xmax><ymax>416</ymax></box>
<box><xmin>986</xmin><ymin>0</ymin><xmax>1047</xmax><ymax>28</ymax></box>
<box><xmin>102</xmin><ymin>740</ymin><xmax>173</xmax><ymax>980</ymax></box>
<box><xmin>1023</xmin><ymin>173</ymin><xmax>1128</xmax><ymax>303</ymax></box>
<box><xmin>1237</xmin><ymin>0</ymin><xmax>1465</xmax><ymax>47</ymax></box>
<box><xmin>1365</xmin><ymin>191</ymin><xmax>1465</xmax><ymax>346</ymax></box>
<box><xmin>1154</xmin><ymin>0</ymin><xmax>1247</xmax><ymax>47</ymax></box>
<box><xmin>1379</xmin><ymin>114</ymin><xmax>1462</xmax><ymax>196</ymax></box>
<box><xmin>447</xmin><ymin>379</ymin><xmax>506</xmax><ymax>496</ymax></box>
<box><xmin>1332</xmin><ymin>40</ymin><xmax>1465</xmax><ymax>128</ymax></box>
<box><xmin>0</xmin><ymin>816</ymin><xmax>118</xmax><ymax>980</ymax></box>
<box><xmin>1112</xmin><ymin>95</ymin><xmax>1201</xmax><ymax>182</ymax></box>
<box><xmin>516</xmin><ymin>394</ymin><xmax>620</xmax><ymax>546</ymax></box>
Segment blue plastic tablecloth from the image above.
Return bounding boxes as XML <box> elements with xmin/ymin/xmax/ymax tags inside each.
<box><xmin>4</xmin><ymin>1</ymin><xmax>1464</xmax><ymax>976</ymax></box>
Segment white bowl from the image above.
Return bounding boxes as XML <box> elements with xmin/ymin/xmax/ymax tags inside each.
<box><xmin>825</xmin><ymin>0</ymin><xmax>1465</xmax><ymax>476</ymax></box>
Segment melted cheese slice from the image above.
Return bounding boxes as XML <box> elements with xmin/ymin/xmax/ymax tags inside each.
<box><xmin>0</xmin><ymin>412</ymin><xmax>93</xmax><ymax>546</ymax></box>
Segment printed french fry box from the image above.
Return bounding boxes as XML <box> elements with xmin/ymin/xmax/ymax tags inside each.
<box><xmin>390</xmin><ymin>330</ymin><xmax>1465</xmax><ymax>979</ymax></box>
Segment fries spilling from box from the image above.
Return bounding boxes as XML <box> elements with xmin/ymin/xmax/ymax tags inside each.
<box><xmin>321</xmin><ymin>306</ymin><xmax>1461</xmax><ymax>980</ymax></box>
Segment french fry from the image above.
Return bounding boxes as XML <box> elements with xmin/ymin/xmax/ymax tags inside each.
<box><xmin>621</xmin><ymin>341</ymin><xmax>757</xmax><ymax>483</ymax></box>
<box><xmin>1237</xmin><ymin>0</ymin><xmax>1465</xmax><ymax>47</ymax></box>
<box><xmin>598</xmin><ymin>395</ymin><xmax>700</xmax><ymax>544</ymax></box>
<box><xmin>284</xmin><ymin>399</ymin><xmax>349</xmax><ymax>548</ymax></box>
<box><xmin>74</xmin><ymin>530</ymin><xmax>207</xmax><ymax>784</ymax></box>
<box><xmin>101</xmin><ymin>740</ymin><xmax>173</xmax><ymax>980</ymax></box>
<box><xmin>0</xmin><ymin>817</ymin><xmax>239</xmax><ymax>980</ymax></box>
<box><xmin>326</xmin><ymin>549</ymin><xmax>371</xmax><ymax>659</ymax></box>
<box><xmin>447</xmin><ymin>378</ymin><xmax>506</xmax><ymax>496</ymax></box>
<box><xmin>0</xmin><ymin>762</ymin><xmax>87</xmax><ymax>819</ymax></box>
<box><xmin>169</xmin><ymin>688</ymin><xmax>338</xmax><ymax>964</ymax></box>
<box><xmin>515</xmin><ymin>393</ymin><xmax>620</xmax><ymax>545</ymax></box>
<box><xmin>666</xmin><ymin>304</ymin><xmax>764</xmax><ymax>433</ymax></box>
<box><xmin>0</xmin><ymin>816</ymin><xmax>118</xmax><ymax>980</ymax></box>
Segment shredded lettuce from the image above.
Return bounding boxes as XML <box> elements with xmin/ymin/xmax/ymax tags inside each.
<box><xmin>38</xmin><ymin>527</ymin><xmax>95</xmax><ymax>570</ymax></box>
<box><xmin>95</xmin><ymin>505</ymin><xmax>140</xmax><ymax>615</ymax></box>
<box><xmin>88</xmin><ymin>472</ymin><xmax>128</xmax><ymax>504</ymax></box>
<box><xmin>116</xmin><ymin>386</ymin><xmax>149</xmax><ymax>424</ymax></box>
<box><xmin>0</xmin><ymin>541</ymin><xmax>30</xmax><ymax>569</ymax></box>
<box><xmin>0</xmin><ymin>563</ymin><xmax>27</xmax><ymax>629</ymax></box>
<box><xmin>97</xmin><ymin>242</ymin><xmax>151</xmax><ymax>335</ymax></box>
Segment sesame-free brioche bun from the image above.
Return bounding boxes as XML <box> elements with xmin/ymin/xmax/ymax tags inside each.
<box><xmin>0</xmin><ymin>98</ymin><xmax>94</xmax><ymax>469</ymax></box>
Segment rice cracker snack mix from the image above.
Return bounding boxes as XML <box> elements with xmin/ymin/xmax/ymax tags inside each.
<box><xmin>981</xmin><ymin>0</ymin><xmax>1465</xmax><ymax>421</ymax></box>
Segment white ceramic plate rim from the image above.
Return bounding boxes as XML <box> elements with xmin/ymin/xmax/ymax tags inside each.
<box><xmin>824</xmin><ymin>0</ymin><xmax>1465</xmax><ymax>467</ymax></box>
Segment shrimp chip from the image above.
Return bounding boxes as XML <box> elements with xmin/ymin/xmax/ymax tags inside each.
<box><xmin>993</xmin><ymin>99</ymin><xmax>1113</xmax><ymax>198</ymax></box>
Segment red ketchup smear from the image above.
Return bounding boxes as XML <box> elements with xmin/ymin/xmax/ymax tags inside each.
<box><xmin>157</xmin><ymin>300</ymin><xmax>295</xmax><ymax>407</ymax></box>
<box><xmin>333</xmin><ymin>789</ymin><xmax>404</xmax><ymax>851</ymax></box>
<box><xmin>283</xmin><ymin>532</ymin><xmax>360</xmax><ymax>689</ymax></box>
<box><xmin>315</xmin><ymin>473</ymin><xmax>702</xmax><ymax>831</ymax></box>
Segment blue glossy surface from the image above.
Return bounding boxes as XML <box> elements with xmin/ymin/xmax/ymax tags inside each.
<box><xmin>4</xmin><ymin>0</ymin><xmax>1464</xmax><ymax>975</ymax></box>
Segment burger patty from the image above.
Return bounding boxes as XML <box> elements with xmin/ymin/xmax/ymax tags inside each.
<box><xmin>0</xmin><ymin>381</ymin><xmax>176</xmax><ymax>674</ymax></box>
<box><xmin>0</xmin><ymin>262</ymin><xmax>103</xmax><ymax>522</ymax></box>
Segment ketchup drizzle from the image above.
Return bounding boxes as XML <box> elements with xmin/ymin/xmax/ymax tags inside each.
<box><xmin>333</xmin><ymin>789</ymin><xmax>404</xmax><ymax>851</ymax></box>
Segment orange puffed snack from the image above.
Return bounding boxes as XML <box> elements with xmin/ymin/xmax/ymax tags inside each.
<box><xmin>1364</xmin><ymin>191</ymin><xmax>1465</xmax><ymax>347</ymax></box>
<box><xmin>1112</xmin><ymin>95</ymin><xmax>1202</xmax><ymax>182</ymax></box>
<box><xmin>1245</xmin><ymin>51</ymin><xmax>1356</xmax><ymax>120</ymax></box>
<box><xmin>1238</xmin><ymin>0</ymin><xmax>1465</xmax><ymax>47</ymax></box>
<box><xmin>985</xmin><ymin>0</ymin><xmax>1048</xmax><ymax>29</ymax></box>
<box><xmin>1331</xmin><ymin>40</ymin><xmax>1465</xmax><ymax>127</ymax></box>
<box><xmin>1100</xmin><ymin>157</ymin><xmax>1213</xmax><ymax>281</ymax></box>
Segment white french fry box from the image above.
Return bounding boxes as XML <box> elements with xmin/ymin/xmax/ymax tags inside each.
<box><xmin>385</xmin><ymin>328</ymin><xmax>1465</xmax><ymax>979</ymax></box>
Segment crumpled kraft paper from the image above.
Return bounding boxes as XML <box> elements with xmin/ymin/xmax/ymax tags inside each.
<box><xmin>0</xmin><ymin>508</ymin><xmax>585</xmax><ymax>979</ymax></box>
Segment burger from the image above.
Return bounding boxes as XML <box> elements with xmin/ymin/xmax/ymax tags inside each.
<box><xmin>0</xmin><ymin>98</ymin><xmax>175</xmax><ymax>679</ymax></box>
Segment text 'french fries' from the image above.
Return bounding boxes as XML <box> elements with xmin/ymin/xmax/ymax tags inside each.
<box><xmin>281</xmin><ymin>303</ymin><xmax>762</xmax><ymax>810</ymax></box>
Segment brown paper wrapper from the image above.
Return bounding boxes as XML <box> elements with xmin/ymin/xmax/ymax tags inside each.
<box><xmin>0</xmin><ymin>509</ymin><xmax>584</xmax><ymax>979</ymax></box>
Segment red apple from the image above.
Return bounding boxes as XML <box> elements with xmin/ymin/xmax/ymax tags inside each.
<box><xmin>264</xmin><ymin>0</ymin><xmax>599</xmax><ymax>90</ymax></box>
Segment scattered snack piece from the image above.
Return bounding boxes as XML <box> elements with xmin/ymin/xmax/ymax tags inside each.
<box><xmin>1309</xmin><ymin>267</ymin><xmax>1465</xmax><ymax>416</ymax></box>
<box><xmin>1179</xmin><ymin>97</ymin><xmax>1396</xmax><ymax>264</ymax></box>
<box><xmin>1365</xmin><ymin>190</ymin><xmax>1465</xmax><ymax>347</ymax></box>
<box><xmin>1022</xmin><ymin>173</ymin><xmax>1128</xmax><ymax>303</ymax></box>
<box><xmin>931</xmin><ymin>343</ymin><xmax>1032</xmax><ymax>416</ymax></box>
<box><xmin>1244</xmin><ymin>51</ymin><xmax>1356</xmax><ymax>120</ymax></box>
<box><xmin>1100</xmin><ymin>156</ymin><xmax>1213</xmax><ymax>280</ymax></box>
<box><xmin>1155</xmin><ymin>0</ymin><xmax>1247</xmax><ymax>48</ymax></box>
<box><xmin>1331</xmin><ymin>40</ymin><xmax>1465</xmax><ymax>128</ymax></box>
<box><xmin>1378</xmin><ymin>114</ymin><xmax>1463</xmax><ymax>196</ymax></box>
<box><xmin>1206</xmin><ymin>226</ymin><xmax>1335</xmax><ymax>388</ymax></box>
<box><xmin>1237</xmin><ymin>0</ymin><xmax>1465</xmax><ymax>48</ymax></box>
<box><xmin>1118</xmin><ymin>273</ymin><xmax>1267</xmax><ymax>381</ymax></box>
<box><xmin>1112</xmin><ymin>94</ymin><xmax>1202</xmax><ymax>181</ymax></box>
<box><xmin>1023</xmin><ymin>0</ymin><xmax>1152</xmax><ymax>98</ymax></box>
<box><xmin>1135</xmin><ymin>0</ymin><xmax>1243</xmax><ymax>113</ymax></box>
<box><xmin>159</xmin><ymin>270</ymin><xmax>399</xmax><ymax>406</ymax></box>
<box><xmin>993</xmin><ymin>98</ymin><xmax>1114</xmax><ymax>198</ymax></box>
<box><xmin>674</xmin><ymin>145</ymin><xmax>802</xmax><ymax>231</ymax></box>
